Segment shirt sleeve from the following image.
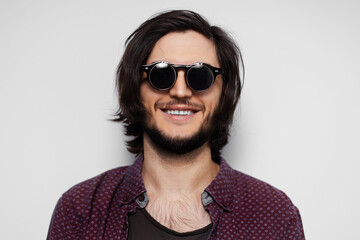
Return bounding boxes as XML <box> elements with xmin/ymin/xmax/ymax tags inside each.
<box><xmin>47</xmin><ymin>192</ymin><xmax>86</xmax><ymax>240</ymax></box>
<box><xmin>285</xmin><ymin>206</ymin><xmax>306</xmax><ymax>240</ymax></box>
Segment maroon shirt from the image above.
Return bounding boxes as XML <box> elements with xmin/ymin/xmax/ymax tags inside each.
<box><xmin>47</xmin><ymin>155</ymin><xmax>305</xmax><ymax>239</ymax></box>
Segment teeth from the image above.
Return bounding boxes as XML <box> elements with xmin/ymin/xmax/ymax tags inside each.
<box><xmin>166</xmin><ymin>110</ymin><xmax>194</xmax><ymax>115</ymax></box>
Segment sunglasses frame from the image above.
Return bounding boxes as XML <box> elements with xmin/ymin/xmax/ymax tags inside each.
<box><xmin>141</xmin><ymin>61</ymin><xmax>223</xmax><ymax>92</ymax></box>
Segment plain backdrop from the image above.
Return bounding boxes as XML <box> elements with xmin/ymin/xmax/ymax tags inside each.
<box><xmin>1</xmin><ymin>0</ymin><xmax>359</xmax><ymax>239</ymax></box>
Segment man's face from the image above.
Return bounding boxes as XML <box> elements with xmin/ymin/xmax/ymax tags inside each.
<box><xmin>140</xmin><ymin>30</ymin><xmax>223</xmax><ymax>153</ymax></box>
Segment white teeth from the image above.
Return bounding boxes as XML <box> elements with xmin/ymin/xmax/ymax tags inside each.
<box><xmin>166</xmin><ymin>110</ymin><xmax>194</xmax><ymax>115</ymax></box>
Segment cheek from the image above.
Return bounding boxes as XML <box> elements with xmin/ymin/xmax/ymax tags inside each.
<box><xmin>206</xmin><ymin>79</ymin><xmax>223</xmax><ymax>111</ymax></box>
<box><xmin>140</xmin><ymin>83</ymin><xmax>155</xmax><ymax>109</ymax></box>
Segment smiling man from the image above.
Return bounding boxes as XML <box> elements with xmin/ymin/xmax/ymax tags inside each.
<box><xmin>48</xmin><ymin>10</ymin><xmax>305</xmax><ymax>240</ymax></box>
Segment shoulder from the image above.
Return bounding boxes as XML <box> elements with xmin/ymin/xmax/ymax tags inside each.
<box><xmin>67</xmin><ymin>166</ymin><xmax>129</xmax><ymax>194</ymax></box>
<box><xmin>232</xmin><ymin>170</ymin><xmax>289</xmax><ymax>199</ymax></box>
<box><xmin>215</xmin><ymin>161</ymin><xmax>305</xmax><ymax>239</ymax></box>
<box><xmin>231</xmin><ymin>169</ymin><xmax>300</xmax><ymax>219</ymax></box>
<box><xmin>58</xmin><ymin>165</ymin><xmax>129</xmax><ymax>215</ymax></box>
<box><xmin>48</xmin><ymin>166</ymin><xmax>131</xmax><ymax>238</ymax></box>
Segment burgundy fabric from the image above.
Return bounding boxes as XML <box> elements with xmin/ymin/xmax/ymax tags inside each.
<box><xmin>47</xmin><ymin>155</ymin><xmax>305</xmax><ymax>239</ymax></box>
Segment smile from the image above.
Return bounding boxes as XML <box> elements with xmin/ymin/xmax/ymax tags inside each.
<box><xmin>166</xmin><ymin>110</ymin><xmax>195</xmax><ymax>116</ymax></box>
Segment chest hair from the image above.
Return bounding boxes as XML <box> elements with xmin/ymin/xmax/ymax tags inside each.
<box><xmin>145</xmin><ymin>192</ymin><xmax>212</xmax><ymax>233</ymax></box>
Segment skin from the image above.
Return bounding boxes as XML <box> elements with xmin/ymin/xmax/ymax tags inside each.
<box><xmin>140</xmin><ymin>30</ymin><xmax>223</xmax><ymax>232</ymax></box>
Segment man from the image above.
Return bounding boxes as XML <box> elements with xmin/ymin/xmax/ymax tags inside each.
<box><xmin>48</xmin><ymin>10</ymin><xmax>305</xmax><ymax>239</ymax></box>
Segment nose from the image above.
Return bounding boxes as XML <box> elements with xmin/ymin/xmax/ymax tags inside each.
<box><xmin>168</xmin><ymin>70</ymin><xmax>193</xmax><ymax>98</ymax></box>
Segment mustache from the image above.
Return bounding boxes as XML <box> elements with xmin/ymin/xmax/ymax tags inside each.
<box><xmin>155</xmin><ymin>100</ymin><xmax>205</xmax><ymax>111</ymax></box>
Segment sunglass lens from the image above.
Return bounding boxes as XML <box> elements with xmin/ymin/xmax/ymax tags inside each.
<box><xmin>149</xmin><ymin>63</ymin><xmax>175</xmax><ymax>90</ymax></box>
<box><xmin>187</xmin><ymin>66</ymin><xmax>214</xmax><ymax>91</ymax></box>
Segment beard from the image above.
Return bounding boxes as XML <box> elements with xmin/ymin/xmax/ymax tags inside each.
<box><xmin>142</xmin><ymin>110</ymin><xmax>218</xmax><ymax>155</ymax></box>
<box><xmin>143</xmin><ymin>123</ymin><xmax>213</xmax><ymax>155</ymax></box>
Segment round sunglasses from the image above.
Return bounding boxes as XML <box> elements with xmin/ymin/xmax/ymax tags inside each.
<box><xmin>141</xmin><ymin>61</ymin><xmax>223</xmax><ymax>92</ymax></box>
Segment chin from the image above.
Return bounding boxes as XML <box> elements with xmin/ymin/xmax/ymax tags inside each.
<box><xmin>143</xmin><ymin>124</ymin><xmax>212</xmax><ymax>155</ymax></box>
<box><xmin>165</xmin><ymin>131</ymin><xmax>198</xmax><ymax>140</ymax></box>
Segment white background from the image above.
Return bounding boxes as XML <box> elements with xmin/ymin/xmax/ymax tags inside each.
<box><xmin>1</xmin><ymin>0</ymin><xmax>359</xmax><ymax>239</ymax></box>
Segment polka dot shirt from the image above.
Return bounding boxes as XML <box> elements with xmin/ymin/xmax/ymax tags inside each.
<box><xmin>47</xmin><ymin>155</ymin><xmax>305</xmax><ymax>239</ymax></box>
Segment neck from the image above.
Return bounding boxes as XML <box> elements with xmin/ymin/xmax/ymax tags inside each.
<box><xmin>141</xmin><ymin>133</ymin><xmax>219</xmax><ymax>232</ymax></box>
<box><xmin>142</xmin><ymin>132</ymin><xmax>219</xmax><ymax>197</ymax></box>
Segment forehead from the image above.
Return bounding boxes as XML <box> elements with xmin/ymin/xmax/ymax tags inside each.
<box><xmin>146</xmin><ymin>30</ymin><xmax>220</xmax><ymax>67</ymax></box>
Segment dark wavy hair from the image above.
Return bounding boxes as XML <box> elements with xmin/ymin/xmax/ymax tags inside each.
<box><xmin>114</xmin><ymin>10</ymin><xmax>244</xmax><ymax>163</ymax></box>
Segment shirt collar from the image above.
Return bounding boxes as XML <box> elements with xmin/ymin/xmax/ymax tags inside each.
<box><xmin>118</xmin><ymin>155</ymin><xmax>146</xmax><ymax>204</ymax></box>
<box><xmin>118</xmin><ymin>155</ymin><xmax>236</xmax><ymax>212</ymax></box>
<box><xmin>205</xmin><ymin>158</ymin><xmax>235</xmax><ymax>212</ymax></box>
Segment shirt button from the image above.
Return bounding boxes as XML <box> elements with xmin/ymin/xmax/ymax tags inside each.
<box><xmin>123</xmin><ymin>223</ymin><xmax>128</xmax><ymax>231</ymax></box>
<box><xmin>138</xmin><ymin>194</ymin><xmax>145</xmax><ymax>201</ymax></box>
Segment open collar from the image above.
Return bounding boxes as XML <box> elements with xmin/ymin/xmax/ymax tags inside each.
<box><xmin>118</xmin><ymin>155</ymin><xmax>236</xmax><ymax>212</ymax></box>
